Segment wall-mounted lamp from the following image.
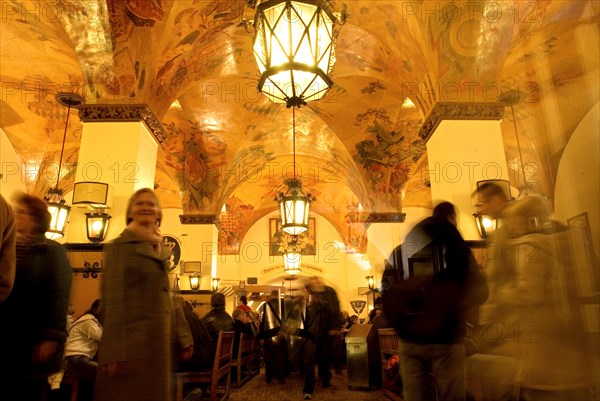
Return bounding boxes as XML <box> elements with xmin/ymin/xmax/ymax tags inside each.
<box><xmin>182</xmin><ymin>261</ymin><xmax>202</xmax><ymax>291</ymax></box>
<box><xmin>73</xmin><ymin>181</ymin><xmax>114</xmax><ymax>242</ymax></box>
<box><xmin>85</xmin><ymin>210</ymin><xmax>111</xmax><ymax>242</ymax></box>
<box><xmin>211</xmin><ymin>277</ymin><xmax>220</xmax><ymax>292</ymax></box>
<box><xmin>473</xmin><ymin>212</ymin><xmax>498</xmax><ymax>239</ymax></box>
<box><xmin>366</xmin><ymin>275</ymin><xmax>375</xmax><ymax>290</ymax></box>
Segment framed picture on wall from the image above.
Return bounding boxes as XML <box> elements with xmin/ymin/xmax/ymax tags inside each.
<box><xmin>567</xmin><ymin>212</ymin><xmax>593</xmax><ymax>247</ymax></box>
<box><xmin>269</xmin><ymin>217</ymin><xmax>316</xmax><ymax>256</ymax></box>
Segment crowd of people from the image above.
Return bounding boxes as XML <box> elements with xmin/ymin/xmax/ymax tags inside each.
<box><xmin>0</xmin><ymin>185</ymin><xmax>596</xmax><ymax>401</ymax></box>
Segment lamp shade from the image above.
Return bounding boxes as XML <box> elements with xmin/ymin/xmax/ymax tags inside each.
<box><xmin>45</xmin><ymin>188</ymin><xmax>71</xmax><ymax>239</ymax></box>
<box><xmin>85</xmin><ymin>211</ymin><xmax>111</xmax><ymax>242</ymax></box>
<box><xmin>277</xmin><ymin>178</ymin><xmax>314</xmax><ymax>236</ymax></box>
<box><xmin>253</xmin><ymin>0</ymin><xmax>336</xmax><ymax>106</ymax></box>
<box><xmin>211</xmin><ymin>277</ymin><xmax>220</xmax><ymax>291</ymax></box>
<box><xmin>73</xmin><ymin>182</ymin><xmax>113</xmax><ymax>208</ymax></box>
<box><xmin>183</xmin><ymin>261</ymin><xmax>202</xmax><ymax>273</ymax></box>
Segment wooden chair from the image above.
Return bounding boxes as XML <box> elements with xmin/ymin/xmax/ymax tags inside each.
<box><xmin>378</xmin><ymin>328</ymin><xmax>403</xmax><ymax>401</ymax></box>
<box><xmin>175</xmin><ymin>331</ymin><xmax>235</xmax><ymax>401</ymax></box>
<box><xmin>61</xmin><ymin>373</ymin><xmax>80</xmax><ymax>401</ymax></box>
<box><xmin>230</xmin><ymin>333</ymin><xmax>258</xmax><ymax>388</ymax></box>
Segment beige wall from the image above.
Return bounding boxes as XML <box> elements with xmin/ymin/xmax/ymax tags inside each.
<box><xmin>554</xmin><ymin>102</ymin><xmax>600</xmax><ymax>258</ymax></box>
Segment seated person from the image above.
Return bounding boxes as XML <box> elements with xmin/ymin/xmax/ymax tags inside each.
<box><xmin>201</xmin><ymin>292</ymin><xmax>234</xmax><ymax>343</ymax></box>
<box><xmin>232</xmin><ymin>307</ymin><xmax>255</xmax><ymax>355</ymax></box>
<box><xmin>178</xmin><ymin>300</ymin><xmax>215</xmax><ymax>372</ymax></box>
<box><xmin>64</xmin><ymin>299</ymin><xmax>103</xmax><ymax>401</ymax></box>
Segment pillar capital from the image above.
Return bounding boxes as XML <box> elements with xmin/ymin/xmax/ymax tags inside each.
<box><xmin>419</xmin><ymin>102</ymin><xmax>505</xmax><ymax>142</ymax></box>
<box><xmin>179</xmin><ymin>214</ymin><xmax>221</xmax><ymax>229</ymax></box>
<box><xmin>78</xmin><ymin>103</ymin><xmax>166</xmax><ymax>144</ymax></box>
<box><xmin>364</xmin><ymin>212</ymin><xmax>406</xmax><ymax>229</ymax></box>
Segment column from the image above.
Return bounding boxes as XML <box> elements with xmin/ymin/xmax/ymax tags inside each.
<box><xmin>420</xmin><ymin>103</ymin><xmax>508</xmax><ymax>240</ymax></box>
<box><xmin>65</xmin><ymin>104</ymin><xmax>164</xmax><ymax>243</ymax></box>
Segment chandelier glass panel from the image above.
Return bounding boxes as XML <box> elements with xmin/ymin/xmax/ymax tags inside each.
<box><xmin>253</xmin><ymin>0</ymin><xmax>336</xmax><ymax>106</ymax></box>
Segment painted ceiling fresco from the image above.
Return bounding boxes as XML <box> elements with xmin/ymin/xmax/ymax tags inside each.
<box><xmin>1</xmin><ymin>0</ymin><xmax>598</xmax><ymax>253</ymax></box>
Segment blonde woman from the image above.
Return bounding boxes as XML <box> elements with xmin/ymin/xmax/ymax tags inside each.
<box><xmin>94</xmin><ymin>188</ymin><xmax>173</xmax><ymax>401</ymax></box>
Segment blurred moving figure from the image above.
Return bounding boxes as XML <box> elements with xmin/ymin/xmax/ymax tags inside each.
<box><xmin>301</xmin><ymin>276</ymin><xmax>343</xmax><ymax>400</ymax></box>
<box><xmin>480</xmin><ymin>195</ymin><xmax>596</xmax><ymax>400</ymax></box>
<box><xmin>258</xmin><ymin>290</ymin><xmax>287</xmax><ymax>385</ymax></box>
<box><xmin>0</xmin><ymin>192</ymin><xmax>72</xmax><ymax>401</ymax></box>
<box><xmin>0</xmin><ymin>193</ymin><xmax>16</xmax><ymax>303</ymax></box>
<box><xmin>384</xmin><ymin>202</ymin><xmax>488</xmax><ymax>401</ymax></box>
<box><xmin>94</xmin><ymin>188</ymin><xmax>173</xmax><ymax>401</ymax></box>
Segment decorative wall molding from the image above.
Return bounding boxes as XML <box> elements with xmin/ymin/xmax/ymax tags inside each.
<box><xmin>179</xmin><ymin>214</ymin><xmax>221</xmax><ymax>229</ymax></box>
<box><xmin>365</xmin><ymin>212</ymin><xmax>406</xmax><ymax>228</ymax></box>
<box><xmin>418</xmin><ymin>102</ymin><xmax>505</xmax><ymax>142</ymax></box>
<box><xmin>78</xmin><ymin>104</ymin><xmax>166</xmax><ymax>144</ymax></box>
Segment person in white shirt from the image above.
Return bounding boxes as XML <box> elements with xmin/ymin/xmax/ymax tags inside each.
<box><xmin>64</xmin><ymin>299</ymin><xmax>102</xmax><ymax>401</ymax></box>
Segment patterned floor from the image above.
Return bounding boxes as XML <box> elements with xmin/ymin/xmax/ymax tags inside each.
<box><xmin>227</xmin><ymin>368</ymin><xmax>393</xmax><ymax>401</ymax></box>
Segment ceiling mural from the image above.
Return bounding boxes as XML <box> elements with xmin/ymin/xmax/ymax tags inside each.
<box><xmin>1</xmin><ymin>0</ymin><xmax>598</xmax><ymax>254</ymax></box>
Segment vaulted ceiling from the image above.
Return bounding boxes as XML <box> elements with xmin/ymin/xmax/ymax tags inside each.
<box><xmin>1</xmin><ymin>0</ymin><xmax>598</xmax><ymax>253</ymax></box>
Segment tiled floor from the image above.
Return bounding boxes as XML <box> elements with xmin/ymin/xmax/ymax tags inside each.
<box><xmin>227</xmin><ymin>369</ymin><xmax>394</xmax><ymax>401</ymax></box>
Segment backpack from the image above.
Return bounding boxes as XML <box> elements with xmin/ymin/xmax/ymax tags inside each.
<box><xmin>382</xmin><ymin>275</ymin><xmax>462</xmax><ymax>343</ymax></box>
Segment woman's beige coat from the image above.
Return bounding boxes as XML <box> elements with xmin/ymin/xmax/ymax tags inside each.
<box><xmin>95</xmin><ymin>229</ymin><xmax>173</xmax><ymax>401</ymax></box>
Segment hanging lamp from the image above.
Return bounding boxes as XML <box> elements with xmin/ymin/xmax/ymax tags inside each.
<box><xmin>283</xmin><ymin>237</ymin><xmax>302</xmax><ymax>275</ymax></box>
<box><xmin>252</xmin><ymin>0</ymin><xmax>336</xmax><ymax>106</ymax></box>
<box><xmin>45</xmin><ymin>92</ymin><xmax>85</xmax><ymax>239</ymax></box>
<box><xmin>275</xmin><ymin>107</ymin><xmax>315</xmax><ymax>236</ymax></box>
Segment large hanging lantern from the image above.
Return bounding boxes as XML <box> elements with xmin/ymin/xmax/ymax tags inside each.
<box><xmin>253</xmin><ymin>0</ymin><xmax>336</xmax><ymax>107</ymax></box>
<box><xmin>44</xmin><ymin>92</ymin><xmax>85</xmax><ymax>239</ymax></box>
<box><xmin>45</xmin><ymin>188</ymin><xmax>71</xmax><ymax>240</ymax></box>
<box><xmin>277</xmin><ymin>178</ymin><xmax>314</xmax><ymax>236</ymax></box>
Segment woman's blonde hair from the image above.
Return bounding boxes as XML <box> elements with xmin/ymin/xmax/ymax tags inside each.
<box><xmin>125</xmin><ymin>188</ymin><xmax>163</xmax><ymax>226</ymax></box>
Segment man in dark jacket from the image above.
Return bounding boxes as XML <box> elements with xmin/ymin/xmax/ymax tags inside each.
<box><xmin>301</xmin><ymin>276</ymin><xmax>343</xmax><ymax>400</ymax></box>
<box><xmin>384</xmin><ymin>202</ymin><xmax>488</xmax><ymax>401</ymax></box>
<box><xmin>201</xmin><ymin>292</ymin><xmax>234</xmax><ymax>343</ymax></box>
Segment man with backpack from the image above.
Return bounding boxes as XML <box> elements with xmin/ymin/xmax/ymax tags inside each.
<box><xmin>383</xmin><ymin>202</ymin><xmax>488</xmax><ymax>401</ymax></box>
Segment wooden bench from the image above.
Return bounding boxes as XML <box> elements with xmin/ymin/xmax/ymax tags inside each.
<box><xmin>230</xmin><ymin>333</ymin><xmax>259</xmax><ymax>388</ymax></box>
<box><xmin>175</xmin><ymin>331</ymin><xmax>235</xmax><ymax>401</ymax></box>
<box><xmin>378</xmin><ymin>328</ymin><xmax>403</xmax><ymax>401</ymax></box>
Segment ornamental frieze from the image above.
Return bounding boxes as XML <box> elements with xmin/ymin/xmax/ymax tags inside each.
<box><xmin>78</xmin><ymin>104</ymin><xmax>166</xmax><ymax>144</ymax></box>
<box><xmin>179</xmin><ymin>214</ymin><xmax>221</xmax><ymax>228</ymax></box>
<box><xmin>364</xmin><ymin>212</ymin><xmax>406</xmax><ymax>228</ymax></box>
<box><xmin>419</xmin><ymin>102</ymin><xmax>505</xmax><ymax>142</ymax></box>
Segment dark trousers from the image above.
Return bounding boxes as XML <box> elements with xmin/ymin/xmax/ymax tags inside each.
<box><xmin>264</xmin><ymin>337</ymin><xmax>287</xmax><ymax>383</ymax></box>
<box><xmin>303</xmin><ymin>335</ymin><xmax>333</xmax><ymax>395</ymax></box>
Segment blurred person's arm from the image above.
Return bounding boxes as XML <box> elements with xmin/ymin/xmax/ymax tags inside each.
<box><xmin>0</xmin><ymin>195</ymin><xmax>16</xmax><ymax>303</ymax></box>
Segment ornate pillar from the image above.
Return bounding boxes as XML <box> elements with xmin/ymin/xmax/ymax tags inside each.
<box><xmin>179</xmin><ymin>214</ymin><xmax>220</xmax><ymax>291</ymax></box>
<box><xmin>365</xmin><ymin>212</ymin><xmax>406</xmax><ymax>284</ymax></box>
<box><xmin>66</xmin><ymin>104</ymin><xmax>164</xmax><ymax>243</ymax></box>
<box><xmin>419</xmin><ymin>102</ymin><xmax>508</xmax><ymax>240</ymax></box>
